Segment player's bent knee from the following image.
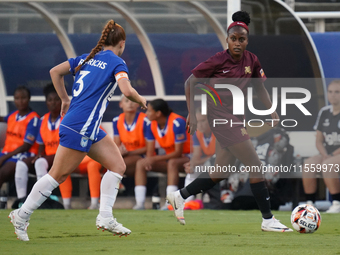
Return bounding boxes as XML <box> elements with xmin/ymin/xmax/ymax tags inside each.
<box><xmin>167</xmin><ymin>159</ymin><xmax>176</xmax><ymax>169</ymax></box>
<box><xmin>135</xmin><ymin>159</ymin><xmax>144</xmax><ymax>169</ymax></box>
<box><xmin>111</xmin><ymin>162</ymin><xmax>126</xmax><ymax>176</ymax></box>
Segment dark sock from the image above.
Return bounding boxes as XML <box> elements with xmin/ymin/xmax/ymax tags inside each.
<box><xmin>305</xmin><ymin>193</ymin><xmax>317</xmax><ymax>203</ymax></box>
<box><xmin>180</xmin><ymin>172</ymin><xmax>217</xmax><ymax>199</ymax></box>
<box><xmin>250</xmin><ymin>181</ymin><xmax>273</xmax><ymax>219</ymax></box>
<box><xmin>331</xmin><ymin>192</ymin><xmax>340</xmax><ymax>202</ymax></box>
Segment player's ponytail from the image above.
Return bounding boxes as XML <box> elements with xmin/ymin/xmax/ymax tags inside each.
<box><xmin>232</xmin><ymin>11</ymin><xmax>251</xmax><ymax>26</ymax></box>
<box><xmin>227</xmin><ymin>11</ymin><xmax>251</xmax><ymax>34</ymax></box>
<box><xmin>74</xmin><ymin>20</ymin><xmax>126</xmax><ymax>73</ymax></box>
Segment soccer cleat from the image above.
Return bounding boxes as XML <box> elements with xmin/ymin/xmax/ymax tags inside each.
<box><xmin>88</xmin><ymin>203</ymin><xmax>99</xmax><ymax>210</ymax></box>
<box><xmin>166</xmin><ymin>191</ymin><xmax>185</xmax><ymax>225</ymax></box>
<box><xmin>132</xmin><ymin>204</ymin><xmax>145</xmax><ymax>210</ymax></box>
<box><xmin>8</xmin><ymin>209</ymin><xmax>30</xmax><ymax>241</ymax></box>
<box><xmin>96</xmin><ymin>214</ymin><xmax>131</xmax><ymax>237</ymax></box>
<box><xmin>261</xmin><ymin>216</ymin><xmax>293</xmax><ymax>232</ymax></box>
<box><xmin>160</xmin><ymin>203</ymin><xmax>170</xmax><ymax>211</ymax></box>
<box><xmin>326</xmin><ymin>200</ymin><xmax>340</xmax><ymax>213</ymax></box>
<box><xmin>306</xmin><ymin>200</ymin><xmax>314</xmax><ymax>206</ymax></box>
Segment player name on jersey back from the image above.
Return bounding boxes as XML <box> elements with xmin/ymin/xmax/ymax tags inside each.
<box><xmin>78</xmin><ymin>58</ymin><xmax>107</xmax><ymax>70</ymax></box>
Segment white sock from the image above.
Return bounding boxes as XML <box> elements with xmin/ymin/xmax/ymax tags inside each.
<box><xmin>184</xmin><ymin>174</ymin><xmax>197</xmax><ymax>202</ymax></box>
<box><xmin>164</xmin><ymin>185</ymin><xmax>178</xmax><ymax>207</ymax></box>
<box><xmin>63</xmin><ymin>198</ymin><xmax>71</xmax><ymax>209</ymax></box>
<box><xmin>166</xmin><ymin>185</ymin><xmax>178</xmax><ymax>196</ymax></box>
<box><xmin>91</xmin><ymin>197</ymin><xmax>99</xmax><ymax>206</ymax></box>
<box><xmin>15</xmin><ymin>160</ymin><xmax>29</xmax><ymax>199</ymax></box>
<box><xmin>134</xmin><ymin>185</ymin><xmax>147</xmax><ymax>207</ymax></box>
<box><xmin>99</xmin><ymin>171</ymin><xmax>122</xmax><ymax>218</ymax></box>
<box><xmin>19</xmin><ymin>174</ymin><xmax>59</xmax><ymax>219</ymax></box>
<box><xmin>34</xmin><ymin>157</ymin><xmax>49</xmax><ymax>180</ymax></box>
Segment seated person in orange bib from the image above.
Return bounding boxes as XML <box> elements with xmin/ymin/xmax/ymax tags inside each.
<box><xmin>113</xmin><ymin>95</ymin><xmax>148</xmax><ymax>178</ymax></box>
<box><xmin>182</xmin><ymin>108</ymin><xmax>216</xmax><ymax>206</ymax></box>
<box><xmin>133</xmin><ymin>99</ymin><xmax>190</xmax><ymax>210</ymax></box>
<box><xmin>0</xmin><ymin>86</ymin><xmax>40</xmax><ymax>190</ymax></box>
<box><xmin>14</xmin><ymin>84</ymin><xmax>103</xmax><ymax>210</ymax></box>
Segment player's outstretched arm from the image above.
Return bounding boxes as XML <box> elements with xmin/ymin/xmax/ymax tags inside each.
<box><xmin>118</xmin><ymin>78</ymin><xmax>147</xmax><ymax>110</ymax></box>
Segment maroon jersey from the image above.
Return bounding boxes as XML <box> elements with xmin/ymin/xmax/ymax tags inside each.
<box><xmin>191</xmin><ymin>50</ymin><xmax>266</xmax><ymax>148</ymax></box>
<box><xmin>192</xmin><ymin>49</ymin><xmax>266</xmax><ymax>116</ymax></box>
<box><xmin>192</xmin><ymin>49</ymin><xmax>266</xmax><ymax>80</ymax></box>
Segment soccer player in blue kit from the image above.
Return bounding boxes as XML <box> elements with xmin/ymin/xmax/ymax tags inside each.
<box><xmin>9</xmin><ymin>20</ymin><xmax>147</xmax><ymax>241</ymax></box>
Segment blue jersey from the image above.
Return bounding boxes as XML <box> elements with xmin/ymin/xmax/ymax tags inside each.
<box><xmin>62</xmin><ymin>50</ymin><xmax>128</xmax><ymax>141</ymax></box>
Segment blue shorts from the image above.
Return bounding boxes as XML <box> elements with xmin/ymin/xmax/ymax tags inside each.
<box><xmin>0</xmin><ymin>151</ymin><xmax>35</xmax><ymax>164</ymax></box>
<box><xmin>59</xmin><ymin>125</ymin><xmax>106</xmax><ymax>153</ymax></box>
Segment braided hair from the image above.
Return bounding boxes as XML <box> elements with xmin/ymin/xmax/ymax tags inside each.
<box><xmin>74</xmin><ymin>20</ymin><xmax>126</xmax><ymax>73</ymax></box>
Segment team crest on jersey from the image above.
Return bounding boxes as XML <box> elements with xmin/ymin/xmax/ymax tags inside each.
<box><xmin>240</xmin><ymin>128</ymin><xmax>248</xmax><ymax>136</ymax></box>
<box><xmin>323</xmin><ymin>118</ymin><xmax>330</xmax><ymax>127</ymax></box>
<box><xmin>80</xmin><ymin>136</ymin><xmax>89</xmax><ymax>148</ymax></box>
<box><xmin>245</xmin><ymin>66</ymin><xmax>251</xmax><ymax>74</ymax></box>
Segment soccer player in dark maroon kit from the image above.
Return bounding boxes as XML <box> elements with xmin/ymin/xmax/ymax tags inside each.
<box><xmin>167</xmin><ymin>11</ymin><xmax>293</xmax><ymax>232</ymax></box>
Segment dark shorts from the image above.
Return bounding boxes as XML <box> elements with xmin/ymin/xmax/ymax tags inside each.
<box><xmin>207</xmin><ymin>112</ymin><xmax>250</xmax><ymax>149</ymax></box>
<box><xmin>211</xmin><ymin>125</ymin><xmax>250</xmax><ymax>149</ymax></box>
<box><xmin>59</xmin><ymin>125</ymin><xmax>106</xmax><ymax>153</ymax></box>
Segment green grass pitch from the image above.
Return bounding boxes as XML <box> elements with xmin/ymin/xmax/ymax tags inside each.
<box><xmin>1</xmin><ymin>209</ymin><xmax>340</xmax><ymax>255</ymax></box>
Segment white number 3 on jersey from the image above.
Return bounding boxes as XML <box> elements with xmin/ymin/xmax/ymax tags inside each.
<box><xmin>73</xmin><ymin>71</ymin><xmax>90</xmax><ymax>97</ymax></box>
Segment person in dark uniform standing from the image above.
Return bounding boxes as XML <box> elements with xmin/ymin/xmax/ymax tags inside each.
<box><xmin>303</xmin><ymin>80</ymin><xmax>340</xmax><ymax>213</ymax></box>
<box><xmin>167</xmin><ymin>11</ymin><xmax>293</xmax><ymax>232</ymax></box>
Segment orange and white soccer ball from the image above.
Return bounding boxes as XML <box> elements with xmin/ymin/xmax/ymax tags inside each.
<box><xmin>291</xmin><ymin>204</ymin><xmax>321</xmax><ymax>233</ymax></box>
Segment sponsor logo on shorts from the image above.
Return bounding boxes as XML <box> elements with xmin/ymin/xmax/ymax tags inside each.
<box><xmin>80</xmin><ymin>136</ymin><xmax>89</xmax><ymax>148</ymax></box>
